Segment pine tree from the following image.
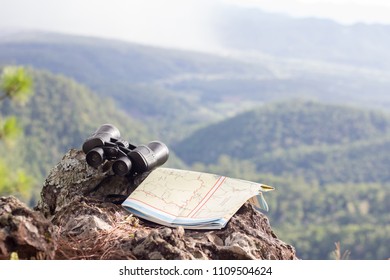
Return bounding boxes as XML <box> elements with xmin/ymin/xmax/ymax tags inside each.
<box><xmin>0</xmin><ymin>66</ymin><xmax>34</xmax><ymax>199</ymax></box>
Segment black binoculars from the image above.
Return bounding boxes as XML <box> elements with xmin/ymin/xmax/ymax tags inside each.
<box><xmin>82</xmin><ymin>124</ymin><xmax>169</xmax><ymax>176</ymax></box>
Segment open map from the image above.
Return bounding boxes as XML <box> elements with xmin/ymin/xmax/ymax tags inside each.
<box><xmin>122</xmin><ymin>168</ymin><xmax>274</xmax><ymax>229</ymax></box>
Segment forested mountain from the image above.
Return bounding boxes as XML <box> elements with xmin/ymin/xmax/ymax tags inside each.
<box><xmin>2</xmin><ymin>31</ymin><xmax>390</xmax><ymax>143</ymax></box>
<box><xmin>0</xmin><ymin>68</ymin><xmax>184</xmax><ymax>203</ymax></box>
<box><xmin>266</xmin><ymin>177</ymin><xmax>390</xmax><ymax>260</ymax></box>
<box><xmin>178</xmin><ymin>101</ymin><xmax>390</xmax><ymax>259</ymax></box>
<box><xmin>174</xmin><ymin>101</ymin><xmax>390</xmax><ymax>184</ymax></box>
<box><xmin>0</xmin><ymin>32</ymin><xmax>269</xmax><ymax>140</ymax></box>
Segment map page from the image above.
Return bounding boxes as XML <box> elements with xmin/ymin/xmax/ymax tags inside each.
<box><xmin>122</xmin><ymin>168</ymin><xmax>274</xmax><ymax>229</ymax></box>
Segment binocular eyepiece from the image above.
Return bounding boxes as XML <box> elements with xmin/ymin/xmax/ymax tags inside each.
<box><xmin>83</xmin><ymin>124</ymin><xmax>169</xmax><ymax>176</ymax></box>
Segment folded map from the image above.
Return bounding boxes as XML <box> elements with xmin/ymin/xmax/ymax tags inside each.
<box><xmin>121</xmin><ymin>167</ymin><xmax>274</xmax><ymax>229</ymax></box>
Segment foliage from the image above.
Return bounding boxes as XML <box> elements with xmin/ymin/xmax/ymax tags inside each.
<box><xmin>0</xmin><ymin>116</ymin><xmax>22</xmax><ymax>144</ymax></box>
<box><xmin>0</xmin><ymin>66</ymin><xmax>34</xmax><ymax>105</ymax></box>
<box><xmin>192</xmin><ymin>157</ymin><xmax>390</xmax><ymax>260</ymax></box>
<box><xmin>0</xmin><ymin>66</ymin><xmax>34</xmax><ymax>200</ymax></box>
<box><xmin>0</xmin><ymin>158</ymin><xmax>33</xmax><ymax>200</ymax></box>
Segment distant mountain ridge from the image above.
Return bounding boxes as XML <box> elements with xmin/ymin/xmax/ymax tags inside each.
<box><xmin>2</xmin><ymin>30</ymin><xmax>390</xmax><ymax>144</ymax></box>
<box><xmin>174</xmin><ymin>101</ymin><xmax>390</xmax><ymax>184</ymax></box>
<box><xmin>212</xmin><ymin>5</ymin><xmax>390</xmax><ymax>69</ymax></box>
<box><xmin>0</xmin><ymin>31</ymin><xmax>272</xmax><ymax>140</ymax></box>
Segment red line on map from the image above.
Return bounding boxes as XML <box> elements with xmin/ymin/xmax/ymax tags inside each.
<box><xmin>127</xmin><ymin>176</ymin><xmax>227</xmax><ymax>219</ymax></box>
<box><xmin>189</xmin><ymin>176</ymin><xmax>227</xmax><ymax>218</ymax></box>
<box><xmin>186</xmin><ymin>176</ymin><xmax>223</xmax><ymax>217</ymax></box>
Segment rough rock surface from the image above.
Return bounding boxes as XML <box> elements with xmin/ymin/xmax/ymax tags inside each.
<box><xmin>1</xmin><ymin>149</ymin><xmax>298</xmax><ymax>260</ymax></box>
<box><xmin>0</xmin><ymin>196</ymin><xmax>56</xmax><ymax>259</ymax></box>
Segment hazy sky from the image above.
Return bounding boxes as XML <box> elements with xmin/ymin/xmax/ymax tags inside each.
<box><xmin>1</xmin><ymin>0</ymin><xmax>390</xmax><ymax>51</ymax></box>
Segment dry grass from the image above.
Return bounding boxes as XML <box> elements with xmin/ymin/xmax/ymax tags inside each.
<box><xmin>332</xmin><ymin>241</ymin><xmax>351</xmax><ymax>260</ymax></box>
<box><xmin>54</xmin><ymin>215</ymin><xmax>151</xmax><ymax>260</ymax></box>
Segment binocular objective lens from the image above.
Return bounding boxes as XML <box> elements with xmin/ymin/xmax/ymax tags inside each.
<box><xmin>116</xmin><ymin>162</ymin><xmax>127</xmax><ymax>173</ymax></box>
<box><xmin>86</xmin><ymin>147</ymin><xmax>105</xmax><ymax>168</ymax></box>
<box><xmin>112</xmin><ymin>156</ymin><xmax>132</xmax><ymax>176</ymax></box>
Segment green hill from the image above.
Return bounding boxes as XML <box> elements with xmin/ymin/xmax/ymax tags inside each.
<box><xmin>0</xmin><ymin>68</ymin><xmax>182</xmax><ymax>202</ymax></box>
<box><xmin>2</xmin><ymin>32</ymin><xmax>390</xmax><ymax>143</ymax></box>
<box><xmin>174</xmin><ymin>101</ymin><xmax>390</xmax><ymax>259</ymax></box>
<box><xmin>174</xmin><ymin>101</ymin><xmax>390</xmax><ymax>184</ymax></box>
<box><xmin>0</xmin><ymin>32</ymin><xmax>271</xmax><ymax>140</ymax></box>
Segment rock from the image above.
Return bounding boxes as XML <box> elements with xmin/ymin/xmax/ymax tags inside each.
<box><xmin>3</xmin><ymin>149</ymin><xmax>298</xmax><ymax>260</ymax></box>
<box><xmin>0</xmin><ymin>196</ymin><xmax>56</xmax><ymax>260</ymax></box>
<box><xmin>35</xmin><ymin>149</ymin><xmax>138</xmax><ymax>218</ymax></box>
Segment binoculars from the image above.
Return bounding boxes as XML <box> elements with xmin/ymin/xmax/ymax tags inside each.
<box><xmin>82</xmin><ymin>124</ymin><xmax>169</xmax><ymax>176</ymax></box>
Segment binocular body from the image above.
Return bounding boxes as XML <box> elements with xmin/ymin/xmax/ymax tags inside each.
<box><xmin>83</xmin><ymin>124</ymin><xmax>169</xmax><ymax>176</ymax></box>
<box><xmin>82</xmin><ymin>124</ymin><xmax>122</xmax><ymax>154</ymax></box>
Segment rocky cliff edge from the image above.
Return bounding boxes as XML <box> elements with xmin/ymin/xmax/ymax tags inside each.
<box><xmin>0</xmin><ymin>149</ymin><xmax>298</xmax><ymax>260</ymax></box>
